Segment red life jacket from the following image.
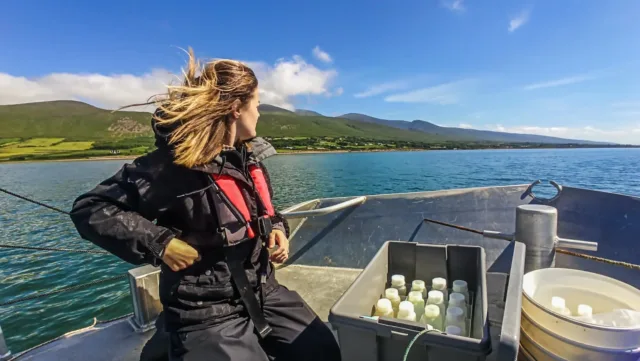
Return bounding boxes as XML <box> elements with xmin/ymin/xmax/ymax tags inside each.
<box><xmin>212</xmin><ymin>164</ymin><xmax>275</xmax><ymax>242</ymax></box>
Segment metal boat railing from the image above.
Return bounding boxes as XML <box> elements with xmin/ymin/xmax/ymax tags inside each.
<box><xmin>282</xmin><ymin>196</ymin><xmax>367</xmax><ymax>218</ymax></box>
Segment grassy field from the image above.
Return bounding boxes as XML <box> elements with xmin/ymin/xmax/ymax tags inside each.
<box><xmin>0</xmin><ymin>138</ymin><xmax>21</xmax><ymax>146</ymax></box>
<box><xmin>0</xmin><ymin>138</ymin><xmax>95</xmax><ymax>160</ymax></box>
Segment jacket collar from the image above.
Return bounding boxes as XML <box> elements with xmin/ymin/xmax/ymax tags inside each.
<box><xmin>190</xmin><ymin>137</ymin><xmax>277</xmax><ymax>175</ymax></box>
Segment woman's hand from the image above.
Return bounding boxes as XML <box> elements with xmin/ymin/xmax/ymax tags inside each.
<box><xmin>268</xmin><ymin>229</ymin><xmax>289</xmax><ymax>263</ymax></box>
<box><xmin>162</xmin><ymin>238</ymin><xmax>201</xmax><ymax>272</ymax></box>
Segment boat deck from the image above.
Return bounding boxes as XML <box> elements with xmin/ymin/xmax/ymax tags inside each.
<box><xmin>11</xmin><ymin>265</ymin><xmax>362</xmax><ymax>361</ymax></box>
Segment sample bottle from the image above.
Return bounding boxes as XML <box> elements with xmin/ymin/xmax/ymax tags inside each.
<box><xmin>391</xmin><ymin>275</ymin><xmax>407</xmax><ymax>296</ymax></box>
<box><xmin>445</xmin><ymin>306</ymin><xmax>467</xmax><ymax>336</ymax></box>
<box><xmin>373</xmin><ymin>298</ymin><xmax>394</xmax><ymax>318</ymax></box>
<box><xmin>445</xmin><ymin>325</ymin><xmax>462</xmax><ymax>336</ymax></box>
<box><xmin>397</xmin><ymin>301</ymin><xmax>417</xmax><ymax>321</ymax></box>
<box><xmin>411</xmin><ymin>280</ymin><xmax>427</xmax><ymax>298</ymax></box>
<box><xmin>427</xmin><ymin>290</ymin><xmax>446</xmax><ymax>318</ymax></box>
<box><xmin>448</xmin><ymin>292</ymin><xmax>467</xmax><ymax>319</ymax></box>
<box><xmin>421</xmin><ymin>304</ymin><xmax>443</xmax><ymax>330</ymax></box>
<box><xmin>551</xmin><ymin>296</ymin><xmax>572</xmax><ymax>316</ymax></box>
<box><xmin>577</xmin><ymin>304</ymin><xmax>593</xmax><ymax>317</ymax></box>
<box><xmin>408</xmin><ymin>291</ymin><xmax>425</xmax><ymax>321</ymax></box>
<box><xmin>432</xmin><ymin>277</ymin><xmax>448</xmax><ymax>303</ymax></box>
<box><xmin>385</xmin><ymin>288</ymin><xmax>402</xmax><ymax>316</ymax></box>
<box><xmin>452</xmin><ymin>280</ymin><xmax>469</xmax><ymax>304</ymax></box>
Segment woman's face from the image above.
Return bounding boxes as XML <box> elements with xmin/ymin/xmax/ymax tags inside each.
<box><xmin>236</xmin><ymin>87</ymin><xmax>260</xmax><ymax>142</ymax></box>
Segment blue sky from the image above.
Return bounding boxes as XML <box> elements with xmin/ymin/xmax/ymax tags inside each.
<box><xmin>1</xmin><ymin>0</ymin><xmax>640</xmax><ymax>143</ymax></box>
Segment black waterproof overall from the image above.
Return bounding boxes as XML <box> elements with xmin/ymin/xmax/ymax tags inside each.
<box><xmin>70</xmin><ymin>124</ymin><xmax>341</xmax><ymax>361</ymax></box>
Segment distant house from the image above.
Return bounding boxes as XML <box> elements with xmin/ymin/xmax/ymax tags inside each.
<box><xmin>110</xmin><ymin>149</ymin><xmax>120</xmax><ymax>155</ymax></box>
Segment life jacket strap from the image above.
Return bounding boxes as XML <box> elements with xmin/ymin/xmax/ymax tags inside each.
<box><xmin>249</xmin><ymin>217</ymin><xmax>273</xmax><ymax>240</ymax></box>
<box><xmin>224</xmin><ymin>244</ymin><xmax>272</xmax><ymax>339</ymax></box>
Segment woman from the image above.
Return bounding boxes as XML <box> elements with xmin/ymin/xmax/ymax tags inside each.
<box><xmin>70</xmin><ymin>49</ymin><xmax>341</xmax><ymax>361</ymax></box>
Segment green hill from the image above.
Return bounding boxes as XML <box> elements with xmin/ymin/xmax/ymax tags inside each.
<box><xmin>0</xmin><ymin>101</ymin><xmax>153</xmax><ymax>139</ymax></box>
<box><xmin>0</xmin><ymin>101</ymin><xmax>627</xmax><ymax>161</ymax></box>
<box><xmin>0</xmin><ymin>101</ymin><xmax>452</xmax><ymax>142</ymax></box>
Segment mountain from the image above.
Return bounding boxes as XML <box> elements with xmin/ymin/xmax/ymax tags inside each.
<box><xmin>258</xmin><ymin>104</ymin><xmax>292</xmax><ymax>114</ymax></box>
<box><xmin>0</xmin><ymin>101</ymin><xmax>444</xmax><ymax>142</ymax></box>
<box><xmin>0</xmin><ymin>101</ymin><xmax>606</xmax><ymax>145</ymax></box>
<box><xmin>0</xmin><ymin>101</ymin><xmax>153</xmax><ymax>139</ymax></box>
<box><xmin>295</xmin><ymin>109</ymin><xmax>324</xmax><ymax>116</ymax></box>
<box><xmin>340</xmin><ymin>113</ymin><xmax>605</xmax><ymax>145</ymax></box>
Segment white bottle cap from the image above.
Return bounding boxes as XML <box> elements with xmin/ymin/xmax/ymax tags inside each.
<box><xmin>397</xmin><ymin>301</ymin><xmax>415</xmax><ymax>318</ymax></box>
<box><xmin>376</xmin><ymin>298</ymin><xmax>393</xmax><ymax>314</ymax></box>
<box><xmin>385</xmin><ymin>288</ymin><xmax>400</xmax><ymax>300</ymax></box>
<box><xmin>445</xmin><ymin>325</ymin><xmax>462</xmax><ymax>336</ymax></box>
<box><xmin>577</xmin><ymin>304</ymin><xmax>593</xmax><ymax>317</ymax></box>
<box><xmin>408</xmin><ymin>291</ymin><xmax>423</xmax><ymax>303</ymax></box>
<box><xmin>432</xmin><ymin>277</ymin><xmax>447</xmax><ymax>290</ymax></box>
<box><xmin>427</xmin><ymin>290</ymin><xmax>444</xmax><ymax>304</ymax></box>
<box><xmin>452</xmin><ymin>280</ymin><xmax>468</xmax><ymax>293</ymax></box>
<box><xmin>446</xmin><ymin>306</ymin><xmax>464</xmax><ymax>322</ymax></box>
<box><xmin>423</xmin><ymin>304</ymin><xmax>440</xmax><ymax>318</ymax></box>
<box><xmin>449</xmin><ymin>292</ymin><xmax>466</xmax><ymax>307</ymax></box>
<box><xmin>412</xmin><ymin>280</ymin><xmax>426</xmax><ymax>291</ymax></box>
<box><xmin>391</xmin><ymin>274</ymin><xmax>405</xmax><ymax>287</ymax></box>
<box><xmin>551</xmin><ymin>296</ymin><xmax>566</xmax><ymax>313</ymax></box>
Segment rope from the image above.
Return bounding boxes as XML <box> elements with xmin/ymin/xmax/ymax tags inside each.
<box><xmin>0</xmin><ymin>274</ymin><xmax>127</xmax><ymax>307</ymax></box>
<box><xmin>0</xmin><ymin>243</ymin><xmax>109</xmax><ymax>254</ymax></box>
<box><xmin>403</xmin><ymin>328</ymin><xmax>441</xmax><ymax>361</ymax></box>
<box><xmin>556</xmin><ymin>248</ymin><xmax>640</xmax><ymax>271</ymax></box>
<box><xmin>0</xmin><ymin>187</ymin><xmax>70</xmax><ymax>215</ymax></box>
<box><xmin>423</xmin><ymin>218</ymin><xmax>640</xmax><ymax>271</ymax></box>
<box><xmin>423</xmin><ymin>218</ymin><xmax>484</xmax><ymax>236</ymax></box>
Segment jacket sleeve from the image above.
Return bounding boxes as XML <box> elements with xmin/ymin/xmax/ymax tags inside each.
<box><xmin>259</xmin><ymin>162</ymin><xmax>290</xmax><ymax>237</ymax></box>
<box><xmin>69</xmin><ymin>161</ymin><xmax>176</xmax><ymax>265</ymax></box>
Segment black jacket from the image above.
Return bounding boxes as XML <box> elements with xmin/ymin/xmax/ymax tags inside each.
<box><xmin>70</xmin><ymin>121</ymin><xmax>287</xmax><ymax>332</ymax></box>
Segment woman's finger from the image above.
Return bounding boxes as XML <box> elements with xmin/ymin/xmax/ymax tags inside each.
<box><xmin>268</xmin><ymin>232</ymin><xmax>276</xmax><ymax>248</ymax></box>
<box><xmin>276</xmin><ymin>253</ymin><xmax>288</xmax><ymax>263</ymax></box>
<box><xmin>272</xmin><ymin>247</ymin><xmax>284</xmax><ymax>257</ymax></box>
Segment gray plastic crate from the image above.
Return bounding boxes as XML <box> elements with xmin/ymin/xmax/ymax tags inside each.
<box><xmin>329</xmin><ymin>241</ymin><xmax>526</xmax><ymax>361</ymax></box>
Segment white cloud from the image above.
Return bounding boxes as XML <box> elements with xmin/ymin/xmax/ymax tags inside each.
<box><xmin>482</xmin><ymin>124</ymin><xmax>640</xmax><ymax>144</ymax></box>
<box><xmin>441</xmin><ymin>0</ymin><xmax>465</xmax><ymax>12</ymax></box>
<box><xmin>0</xmin><ymin>70</ymin><xmax>175</xmax><ymax>111</ymax></box>
<box><xmin>523</xmin><ymin>75</ymin><xmax>593</xmax><ymax>90</ymax></box>
<box><xmin>384</xmin><ymin>79</ymin><xmax>476</xmax><ymax>104</ymax></box>
<box><xmin>509</xmin><ymin>8</ymin><xmax>531</xmax><ymax>32</ymax></box>
<box><xmin>248</xmin><ymin>55</ymin><xmax>337</xmax><ymax>110</ymax></box>
<box><xmin>334</xmin><ymin>87</ymin><xmax>344</xmax><ymax>96</ymax></box>
<box><xmin>312</xmin><ymin>46</ymin><xmax>333</xmax><ymax>63</ymax></box>
<box><xmin>459</xmin><ymin>123</ymin><xmax>474</xmax><ymax>129</ymax></box>
<box><xmin>0</xmin><ymin>53</ymin><xmax>337</xmax><ymax>112</ymax></box>
<box><xmin>354</xmin><ymin>80</ymin><xmax>409</xmax><ymax>98</ymax></box>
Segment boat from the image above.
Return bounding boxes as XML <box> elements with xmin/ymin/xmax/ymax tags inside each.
<box><xmin>1</xmin><ymin>180</ymin><xmax>639</xmax><ymax>360</ymax></box>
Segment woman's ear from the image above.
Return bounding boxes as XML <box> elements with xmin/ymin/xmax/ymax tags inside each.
<box><xmin>230</xmin><ymin>99</ymin><xmax>242</xmax><ymax>120</ymax></box>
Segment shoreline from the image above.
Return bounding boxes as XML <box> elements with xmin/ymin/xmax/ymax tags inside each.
<box><xmin>0</xmin><ymin>148</ymin><xmax>428</xmax><ymax>164</ymax></box>
<box><xmin>1</xmin><ymin>146</ymin><xmax>638</xmax><ymax>164</ymax></box>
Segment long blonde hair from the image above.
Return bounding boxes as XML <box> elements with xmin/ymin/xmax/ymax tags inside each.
<box><xmin>126</xmin><ymin>48</ymin><xmax>258</xmax><ymax>167</ymax></box>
